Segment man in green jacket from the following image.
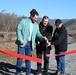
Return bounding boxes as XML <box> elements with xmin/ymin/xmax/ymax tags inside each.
<box><xmin>16</xmin><ymin>9</ymin><xmax>46</xmax><ymax>75</ymax></box>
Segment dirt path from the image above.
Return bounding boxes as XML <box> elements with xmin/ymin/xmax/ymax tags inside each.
<box><xmin>0</xmin><ymin>42</ymin><xmax>76</xmax><ymax>75</ymax></box>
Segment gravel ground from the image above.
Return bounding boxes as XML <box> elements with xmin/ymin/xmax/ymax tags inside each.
<box><xmin>0</xmin><ymin>42</ymin><xmax>76</xmax><ymax>75</ymax></box>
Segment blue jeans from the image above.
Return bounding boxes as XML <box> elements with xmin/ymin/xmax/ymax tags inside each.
<box><xmin>16</xmin><ymin>41</ymin><xmax>32</xmax><ymax>75</ymax></box>
<box><xmin>55</xmin><ymin>51</ymin><xmax>65</xmax><ymax>74</ymax></box>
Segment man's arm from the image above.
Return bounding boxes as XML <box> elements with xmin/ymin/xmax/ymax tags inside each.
<box><xmin>47</xmin><ymin>26</ymin><xmax>53</xmax><ymax>41</ymax></box>
<box><xmin>51</xmin><ymin>30</ymin><xmax>66</xmax><ymax>45</ymax></box>
<box><xmin>16</xmin><ymin>19</ymin><xmax>24</xmax><ymax>44</ymax></box>
<box><xmin>36</xmin><ymin>24</ymin><xmax>48</xmax><ymax>43</ymax></box>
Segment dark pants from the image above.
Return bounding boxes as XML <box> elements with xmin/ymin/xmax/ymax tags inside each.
<box><xmin>16</xmin><ymin>41</ymin><xmax>32</xmax><ymax>75</ymax></box>
<box><xmin>36</xmin><ymin>45</ymin><xmax>51</xmax><ymax>73</ymax></box>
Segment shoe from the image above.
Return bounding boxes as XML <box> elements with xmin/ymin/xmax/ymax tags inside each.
<box><xmin>57</xmin><ymin>72</ymin><xmax>61</xmax><ymax>75</ymax></box>
<box><xmin>26</xmin><ymin>73</ymin><xmax>32</xmax><ymax>75</ymax></box>
<box><xmin>35</xmin><ymin>72</ymin><xmax>42</xmax><ymax>75</ymax></box>
<box><xmin>26</xmin><ymin>74</ymin><xmax>31</xmax><ymax>75</ymax></box>
<box><xmin>42</xmin><ymin>71</ymin><xmax>49</xmax><ymax>75</ymax></box>
<box><xmin>53</xmin><ymin>71</ymin><xmax>61</xmax><ymax>75</ymax></box>
<box><xmin>36</xmin><ymin>73</ymin><xmax>42</xmax><ymax>75</ymax></box>
<box><xmin>42</xmin><ymin>73</ymin><xmax>49</xmax><ymax>75</ymax></box>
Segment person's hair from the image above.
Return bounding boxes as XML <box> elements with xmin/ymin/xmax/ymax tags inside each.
<box><xmin>30</xmin><ymin>9</ymin><xmax>39</xmax><ymax>17</ymax></box>
<box><xmin>42</xmin><ymin>16</ymin><xmax>49</xmax><ymax>21</ymax></box>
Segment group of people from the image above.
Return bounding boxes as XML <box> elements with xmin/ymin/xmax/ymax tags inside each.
<box><xmin>15</xmin><ymin>9</ymin><xmax>67</xmax><ymax>75</ymax></box>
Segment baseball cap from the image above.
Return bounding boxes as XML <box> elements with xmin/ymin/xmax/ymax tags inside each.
<box><xmin>55</xmin><ymin>19</ymin><xmax>62</xmax><ymax>26</ymax></box>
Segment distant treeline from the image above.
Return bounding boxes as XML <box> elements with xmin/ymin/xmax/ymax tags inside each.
<box><xmin>0</xmin><ymin>12</ymin><xmax>76</xmax><ymax>32</ymax></box>
<box><xmin>64</xmin><ymin>19</ymin><xmax>76</xmax><ymax>30</ymax></box>
<box><xmin>0</xmin><ymin>12</ymin><xmax>43</xmax><ymax>32</ymax></box>
<box><xmin>0</xmin><ymin>12</ymin><xmax>27</xmax><ymax>32</ymax></box>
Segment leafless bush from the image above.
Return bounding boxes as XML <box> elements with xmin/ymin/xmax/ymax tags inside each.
<box><xmin>0</xmin><ymin>12</ymin><xmax>20</xmax><ymax>32</ymax></box>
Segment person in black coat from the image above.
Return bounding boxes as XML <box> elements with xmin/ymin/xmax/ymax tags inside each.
<box><xmin>51</xmin><ymin>19</ymin><xmax>67</xmax><ymax>75</ymax></box>
<box><xmin>36</xmin><ymin>16</ymin><xmax>53</xmax><ymax>75</ymax></box>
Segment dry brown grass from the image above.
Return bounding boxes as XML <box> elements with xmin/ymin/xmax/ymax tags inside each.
<box><xmin>0</xmin><ymin>32</ymin><xmax>36</xmax><ymax>65</ymax></box>
<box><xmin>0</xmin><ymin>31</ymin><xmax>76</xmax><ymax>64</ymax></box>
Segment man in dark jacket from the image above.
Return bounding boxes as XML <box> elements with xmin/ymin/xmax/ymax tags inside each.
<box><xmin>36</xmin><ymin>16</ymin><xmax>53</xmax><ymax>75</ymax></box>
<box><xmin>51</xmin><ymin>19</ymin><xmax>67</xmax><ymax>75</ymax></box>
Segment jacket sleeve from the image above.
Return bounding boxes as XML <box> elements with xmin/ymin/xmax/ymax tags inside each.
<box><xmin>51</xmin><ymin>29</ymin><xmax>66</xmax><ymax>45</ymax></box>
<box><xmin>16</xmin><ymin>19</ymin><xmax>23</xmax><ymax>41</ymax></box>
<box><xmin>36</xmin><ymin>24</ymin><xmax>43</xmax><ymax>41</ymax></box>
<box><xmin>47</xmin><ymin>26</ymin><xmax>53</xmax><ymax>41</ymax></box>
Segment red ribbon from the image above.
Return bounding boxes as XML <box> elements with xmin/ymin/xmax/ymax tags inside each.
<box><xmin>0</xmin><ymin>49</ymin><xmax>76</xmax><ymax>63</ymax></box>
<box><xmin>46</xmin><ymin>50</ymin><xmax>76</xmax><ymax>57</ymax></box>
<box><xmin>0</xmin><ymin>50</ymin><xmax>42</xmax><ymax>64</ymax></box>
